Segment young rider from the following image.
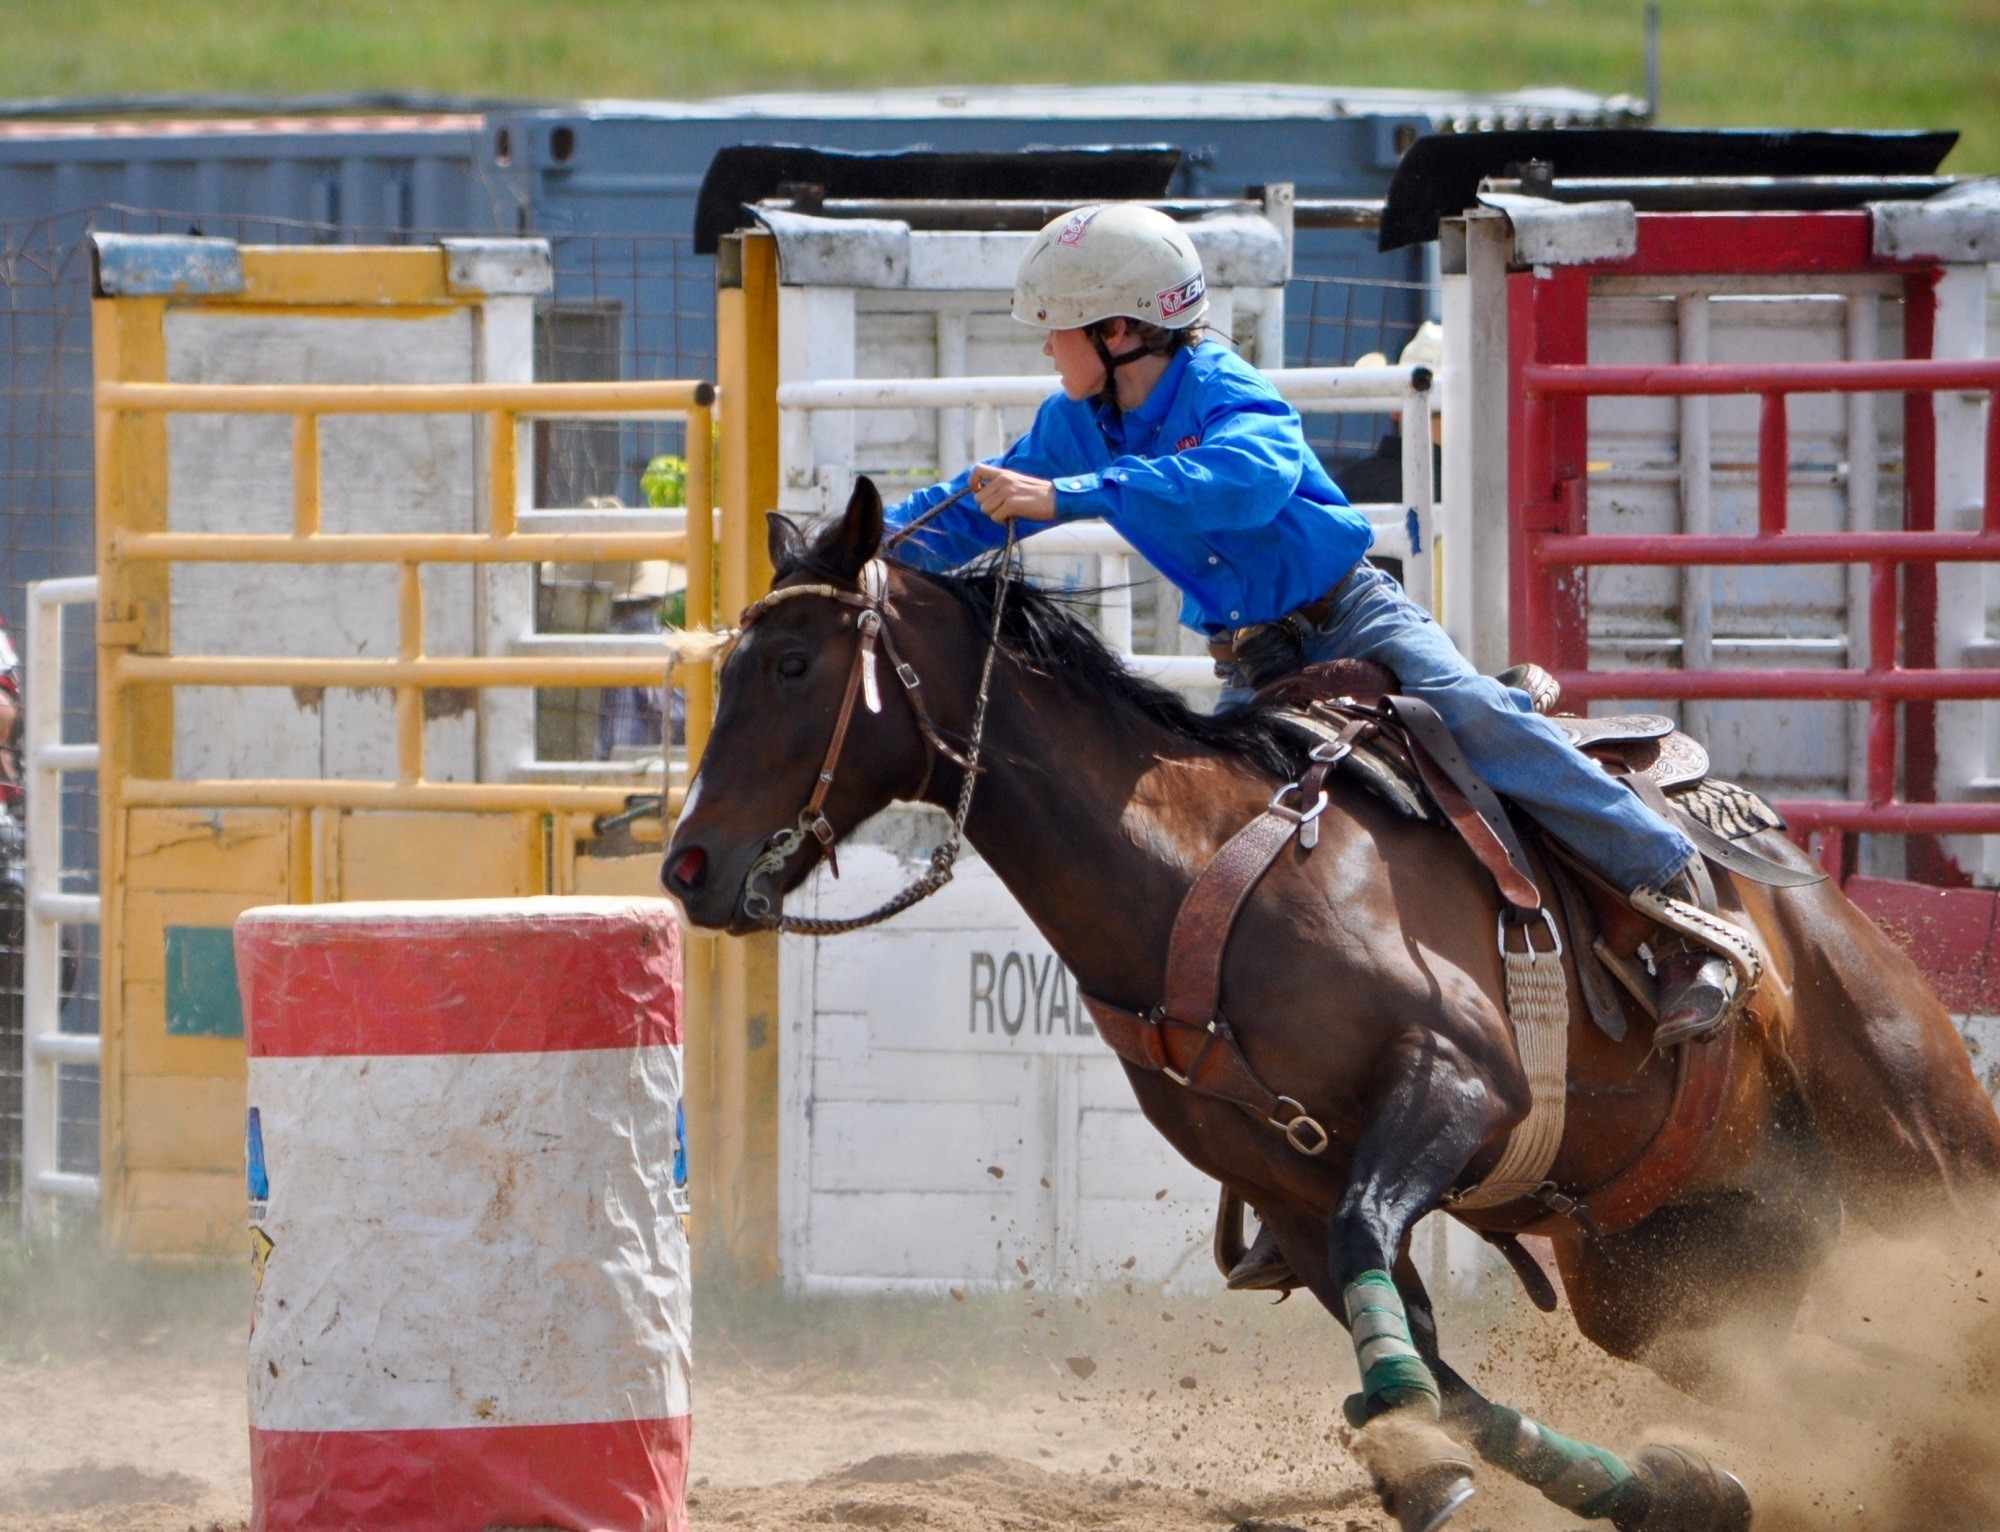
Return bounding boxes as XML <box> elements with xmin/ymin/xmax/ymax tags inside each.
<box><xmin>882</xmin><ymin>202</ymin><xmax>1731</xmax><ymax>1048</ymax></box>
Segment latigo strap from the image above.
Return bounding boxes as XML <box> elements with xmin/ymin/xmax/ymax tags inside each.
<box><xmin>1386</xmin><ymin>696</ymin><xmax>1541</xmax><ymax>911</ymax></box>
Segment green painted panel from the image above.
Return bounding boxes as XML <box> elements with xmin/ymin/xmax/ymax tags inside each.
<box><xmin>165</xmin><ymin>925</ymin><xmax>244</xmax><ymax>1038</ymax></box>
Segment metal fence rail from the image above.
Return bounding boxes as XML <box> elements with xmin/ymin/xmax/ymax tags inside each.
<box><xmin>1518</xmin><ymin>354</ymin><xmax>2000</xmax><ymax>841</ymax></box>
<box><xmin>778</xmin><ymin>361</ymin><xmax>1439</xmax><ymax>633</ymax></box>
<box><xmin>98</xmin><ymin>377</ymin><xmax>716</xmax><ymax>814</ymax></box>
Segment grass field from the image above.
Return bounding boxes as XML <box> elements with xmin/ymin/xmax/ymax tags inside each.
<box><xmin>3</xmin><ymin>1</ymin><xmax>1997</xmax><ymax>171</ymax></box>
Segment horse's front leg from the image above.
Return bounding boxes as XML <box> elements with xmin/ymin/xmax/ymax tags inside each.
<box><xmin>1329</xmin><ymin>1031</ymin><xmax>1506</xmax><ymax>1424</ymax></box>
<box><xmin>1322</xmin><ymin>1034</ymin><xmax>1505</xmax><ymax>1532</ymax></box>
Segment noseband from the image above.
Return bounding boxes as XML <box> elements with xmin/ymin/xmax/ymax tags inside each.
<box><xmin>731</xmin><ymin>529</ymin><xmax>1018</xmax><ymax>935</ymax></box>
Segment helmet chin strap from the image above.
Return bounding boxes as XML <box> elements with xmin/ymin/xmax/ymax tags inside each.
<box><xmin>1088</xmin><ymin>326</ymin><xmax>1153</xmax><ymax>418</ymax></box>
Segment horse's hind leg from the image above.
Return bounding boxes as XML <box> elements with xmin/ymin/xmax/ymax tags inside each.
<box><xmin>1392</xmin><ymin>1250</ymin><xmax>1749</xmax><ymax>1532</ymax></box>
<box><xmin>1278</xmin><ymin>1207</ymin><xmax>1748</xmax><ymax>1532</ymax></box>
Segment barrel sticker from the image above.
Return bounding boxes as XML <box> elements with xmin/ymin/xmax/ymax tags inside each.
<box><xmin>249</xmin><ymin>1225</ymin><xmax>275</xmax><ymax>1292</ymax></box>
<box><xmin>246</xmin><ymin>1106</ymin><xmax>270</xmax><ymax>1206</ymax></box>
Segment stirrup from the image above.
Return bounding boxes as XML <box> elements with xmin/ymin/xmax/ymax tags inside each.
<box><xmin>1495</xmin><ymin>662</ymin><xmax>1561</xmax><ymax>716</ymax></box>
<box><xmin>1628</xmin><ymin>882</ymin><xmax>1762</xmax><ymax>1045</ymax></box>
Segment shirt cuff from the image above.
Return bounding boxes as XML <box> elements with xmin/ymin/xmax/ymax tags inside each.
<box><xmin>1052</xmin><ymin>472</ymin><xmax>1116</xmax><ymax>519</ymax></box>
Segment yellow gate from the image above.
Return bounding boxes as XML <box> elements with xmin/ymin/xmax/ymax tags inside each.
<box><xmin>90</xmin><ymin>236</ymin><xmax>751</xmax><ymax>1255</ymax></box>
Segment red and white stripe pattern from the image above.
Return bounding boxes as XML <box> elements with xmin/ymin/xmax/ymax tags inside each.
<box><xmin>239</xmin><ymin>898</ymin><xmax>690</xmax><ymax>1532</ymax></box>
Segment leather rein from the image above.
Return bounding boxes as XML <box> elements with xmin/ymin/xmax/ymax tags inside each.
<box><xmin>734</xmin><ymin>521</ymin><xmax>1019</xmax><ymax>936</ymax></box>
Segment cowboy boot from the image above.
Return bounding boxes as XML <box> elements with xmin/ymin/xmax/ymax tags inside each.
<box><xmin>1651</xmin><ymin>938</ymin><xmax>1733</xmax><ymax>1047</ymax></box>
<box><xmin>1647</xmin><ymin>871</ymin><xmax>1734</xmax><ymax>1048</ymax></box>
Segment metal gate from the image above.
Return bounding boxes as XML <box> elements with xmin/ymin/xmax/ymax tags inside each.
<box><xmin>79</xmin><ymin>234</ymin><xmax>721</xmax><ymax>1251</ymax></box>
<box><xmin>1</xmin><ymin>206</ymin><xmax>719</xmax><ymax>1224</ymax></box>
<box><xmin>1502</xmin><ymin>207</ymin><xmax>1999</xmax><ymax>881</ymax></box>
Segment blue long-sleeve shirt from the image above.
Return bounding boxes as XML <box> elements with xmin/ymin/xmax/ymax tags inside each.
<box><xmin>884</xmin><ymin>343</ymin><xmax>1373</xmax><ymax>633</ymax></box>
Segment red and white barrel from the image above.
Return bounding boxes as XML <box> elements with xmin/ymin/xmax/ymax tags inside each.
<box><xmin>237</xmin><ymin>897</ymin><xmax>691</xmax><ymax>1532</ymax></box>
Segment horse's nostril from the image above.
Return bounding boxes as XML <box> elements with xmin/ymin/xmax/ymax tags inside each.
<box><xmin>667</xmin><ymin>846</ymin><xmax>708</xmax><ymax>890</ymax></box>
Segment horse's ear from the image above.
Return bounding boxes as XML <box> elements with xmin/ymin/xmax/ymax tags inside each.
<box><xmin>825</xmin><ymin>475</ymin><xmax>884</xmax><ymax>577</ymax></box>
<box><xmin>766</xmin><ymin>510</ymin><xmax>806</xmax><ymax>572</ymax></box>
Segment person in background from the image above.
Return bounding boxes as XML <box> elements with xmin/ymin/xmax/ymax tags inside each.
<box><xmin>1333</xmin><ymin>321</ymin><xmax>1442</xmax><ymax>510</ymax></box>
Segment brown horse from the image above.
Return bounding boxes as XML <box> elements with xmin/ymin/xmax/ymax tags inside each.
<box><xmin>664</xmin><ymin>481</ymin><xmax>2000</xmax><ymax>1532</ymax></box>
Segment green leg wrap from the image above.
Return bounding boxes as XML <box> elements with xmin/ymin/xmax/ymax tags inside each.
<box><xmin>1342</xmin><ymin>1270</ymin><xmax>1440</xmax><ymax>1419</ymax></box>
<box><xmin>1476</xmin><ymin>1405</ymin><xmax>1637</xmax><ymax>1522</ymax></box>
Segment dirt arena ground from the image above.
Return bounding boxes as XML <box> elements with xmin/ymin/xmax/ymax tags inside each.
<box><xmin>3</xmin><ymin>1223</ymin><xmax>1999</xmax><ymax>1531</ymax></box>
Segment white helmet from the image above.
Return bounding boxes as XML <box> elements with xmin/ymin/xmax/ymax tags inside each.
<box><xmin>1012</xmin><ymin>203</ymin><xmax>1208</xmax><ymax>331</ymax></box>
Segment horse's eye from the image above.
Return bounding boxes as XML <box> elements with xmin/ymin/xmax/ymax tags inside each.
<box><xmin>776</xmin><ymin>652</ymin><xmax>809</xmax><ymax>679</ymax></box>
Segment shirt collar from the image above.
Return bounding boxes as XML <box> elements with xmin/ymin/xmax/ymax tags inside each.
<box><xmin>1093</xmin><ymin>344</ymin><xmax>1194</xmax><ymax>446</ymax></box>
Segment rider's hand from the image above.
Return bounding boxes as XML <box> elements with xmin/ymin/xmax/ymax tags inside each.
<box><xmin>970</xmin><ymin>464</ymin><xmax>1057</xmax><ymax>524</ymax></box>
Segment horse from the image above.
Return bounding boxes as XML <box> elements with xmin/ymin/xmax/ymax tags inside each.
<box><xmin>663</xmin><ymin>479</ymin><xmax>2000</xmax><ymax>1532</ymax></box>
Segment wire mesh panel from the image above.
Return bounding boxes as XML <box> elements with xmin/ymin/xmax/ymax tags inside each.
<box><xmin>1286</xmin><ymin>273</ymin><xmax>1436</xmax><ymax>473</ymax></box>
<box><xmin>0</xmin><ymin>212</ymin><xmax>92</xmax><ymax>1218</ymax></box>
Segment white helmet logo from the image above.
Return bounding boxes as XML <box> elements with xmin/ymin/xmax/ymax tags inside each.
<box><xmin>1157</xmin><ymin>273</ymin><xmax>1206</xmax><ymax>319</ymax></box>
<box><xmin>1055</xmin><ymin>208</ymin><xmax>1101</xmax><ymax>247</ymax></box>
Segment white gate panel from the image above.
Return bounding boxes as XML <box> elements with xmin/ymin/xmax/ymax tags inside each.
<box><xmin>1583</xmin><ymin>279</ymin><xmax>1907</xmax><ymax>807</ymax></box>
<box><xmin>778</xmin><ymin>815</ymin><xmax>1224</xmax><ymax>1294</ymax></box>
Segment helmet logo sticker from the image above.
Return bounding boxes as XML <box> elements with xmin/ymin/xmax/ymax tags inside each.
<box><xmin>1055</xmin><ymin>208</ymin><xmax>1102</xmax><ymax>247</ymax></box>
<box><xmin>1157</xmin><ymin>273</ymin><xmax>1206</xmax><ymax>319</ymax></box>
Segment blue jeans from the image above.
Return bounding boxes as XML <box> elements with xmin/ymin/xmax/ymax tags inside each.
<box><xmin>1218</xmin><ymin>564</ymin><xmax>1695</xmax><ymax>894</ymax></box>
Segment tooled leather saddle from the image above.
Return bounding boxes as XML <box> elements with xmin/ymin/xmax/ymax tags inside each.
<box><xmin>1254</xmin><ymin>660</ymin><xmax>1813</xmax><ymax>909</ymax></box>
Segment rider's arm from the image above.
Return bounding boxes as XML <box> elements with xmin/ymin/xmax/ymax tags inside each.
<box><xmin>883</xmin><ymin>396</ymin><xmax>1093</xmax><ymax>569</ymax></box>
<box><xmin>1050</xmin><ymin>391</ymin><xmax>1309</xmax><ymax>534</ymax></box>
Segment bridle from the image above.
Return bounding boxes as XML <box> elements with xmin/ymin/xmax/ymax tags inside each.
<box><xmin>732</xmin><ymin>521</ymin><xmax>1019</xmax><ymax>936</ymax></box>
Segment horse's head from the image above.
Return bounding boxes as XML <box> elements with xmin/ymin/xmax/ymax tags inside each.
<box><xmin>662</xmin><ymin>478</ymin><xmax>943</xmax><ymax>932</ymax></box>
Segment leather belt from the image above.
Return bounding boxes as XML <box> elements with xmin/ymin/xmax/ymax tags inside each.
<box><xmin>1206</xmin><ymin>566</ymin><xmax>1361</xmax><ymax>666</ymax></box>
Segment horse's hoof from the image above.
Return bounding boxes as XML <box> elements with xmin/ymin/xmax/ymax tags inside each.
<box><xmin>1392</xmin><ymin>1468</ymin><xmax>1477</xmax><ymax>1532</ymax></box>
<box><xmin>1615</xmin><ymin>1444</ymin><xmax>1752</xmax><ymax>1532</ymax></box>
<box><xmin>1353</xmin><ymin>1412</ymin><xmax>1478</xmax><ymax>1532</ymax></box>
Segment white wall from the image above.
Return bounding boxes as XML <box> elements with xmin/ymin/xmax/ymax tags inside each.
<box><xmin>777</xmin><ymin>817</ymin><xmax>1222</xmax><ymax>1295</ymax></box>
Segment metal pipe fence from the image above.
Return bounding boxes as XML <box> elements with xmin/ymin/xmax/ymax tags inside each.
<box><xmin>1517</xmin><ymin>354</ymin><xmax>2000</xmax><ymax>845</ymax></box>
<box><xmin>0</xmin><ymin>208</ymin><xmax>715</xmax><ymax>1216</ymax></box>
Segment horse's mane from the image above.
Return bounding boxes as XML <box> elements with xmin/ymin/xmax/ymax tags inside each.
<box><xmin>774</xmin><ymin>532</ymin><xmax>1310</xmax><ymax>782</ymax></box>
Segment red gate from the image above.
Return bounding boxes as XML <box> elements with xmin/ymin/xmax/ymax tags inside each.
<box><xmin>1509</xmin><ymin>211</ymin><xmax>2000</xmax><ymax>887</ymax></box>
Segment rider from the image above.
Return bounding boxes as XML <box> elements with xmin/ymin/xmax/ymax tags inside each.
<box><xmin>881</xmin><ymin>203</ymin><xmax>1732</xmax><ymax>1049</ymax></box>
